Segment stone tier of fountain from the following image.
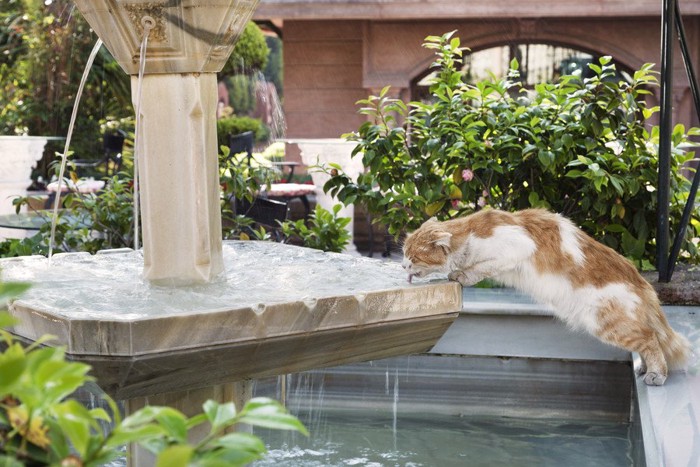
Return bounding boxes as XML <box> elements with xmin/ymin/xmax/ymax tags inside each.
<box><xmin>4</xmin><ymin>242</ymin><xmax>460</xmax><ymax>400</ymax></box>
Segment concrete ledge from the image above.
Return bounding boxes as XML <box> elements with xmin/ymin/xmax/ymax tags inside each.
<box><xmin>431</xmin><ymin>287</ymin><xmax>630</xmax><ymax>362</ymax></box>
<box><xmin>633</xmin><ymin>306</ymin><xmax>700</xmax><ymax>467</ymax></box>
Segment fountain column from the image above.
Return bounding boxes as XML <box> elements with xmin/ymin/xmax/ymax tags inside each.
<box><xmin>71</xmin><ymin>0</ymin><xmax>259</xmax><ymax>284</ymax></box>
<box><xmin>133</xmin><ymin>73</ymin><xmax>223</xmax><ymax>284</ymax></box>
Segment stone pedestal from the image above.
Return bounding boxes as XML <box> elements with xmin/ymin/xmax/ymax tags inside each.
<box><xmin>295</xmin><ymin>139</ymin><xmax>364</xmax><ymax>254</ymax></box>
<box><xmin>0</xmin><ymin>136</ymin><xmax>48</xmax><ymax>240</ymax></box>
<box><xmin>133</xmin><ymin>73</ymin><xmax>223</xmax><ymax>284</ymax></box>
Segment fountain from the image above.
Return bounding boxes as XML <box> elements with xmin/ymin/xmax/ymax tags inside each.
<box><xmin>2</xmin><ymin>1</ymin><xmax>461</xmax><ymax>463</ymax></box>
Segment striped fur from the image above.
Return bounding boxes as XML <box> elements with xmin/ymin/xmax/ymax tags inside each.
<box><xmin>402</xmin><ymin>209</ymin><xmax>691</xmax><ymax>386</ymax></box>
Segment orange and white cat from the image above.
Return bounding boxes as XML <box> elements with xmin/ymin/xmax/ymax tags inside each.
<box><xmin>402</xmin><ymin>208</ymin><xmax>691</xmax><ymax>386</ymax></box>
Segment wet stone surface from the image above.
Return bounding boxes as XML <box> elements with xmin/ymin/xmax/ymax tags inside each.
<box><xmin>642</xmin><ymin>264</ymin><xmax>700</xmax><ymax>305</ymax></box>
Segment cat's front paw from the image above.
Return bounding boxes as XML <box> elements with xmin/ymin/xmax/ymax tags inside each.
<box><xmin>642</xmin><ymin>372</ymin><xmax>667</xmax><ymax>386</ymax></box>
<box><xmin>448</xmin><ymin>271</ymin><xmax>478</xmax><ymax>286</ymax></box>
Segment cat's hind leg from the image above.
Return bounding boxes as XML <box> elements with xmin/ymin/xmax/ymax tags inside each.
<box><xmin>595</xmin><ymin>301</ymin><xmax>668</xmax><ymax>386</ymax></box>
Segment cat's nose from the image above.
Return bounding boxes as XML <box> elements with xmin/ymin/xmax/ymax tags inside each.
<box><xmin>401</xmin><ymin>259</ymin><xmax>411</xmax><ymax>270</ymax></box>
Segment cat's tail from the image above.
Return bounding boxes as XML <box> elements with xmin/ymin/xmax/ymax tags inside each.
<box><xmin>662</xmin><ymin>329</ymin><xmax>692</xmax><ymax>370</ymax></box>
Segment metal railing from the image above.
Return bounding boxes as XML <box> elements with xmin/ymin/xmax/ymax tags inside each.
<box><xmin>657</xmin><ymin>0</ymin><xmax>700</xmax><ymax>282</ymax></box>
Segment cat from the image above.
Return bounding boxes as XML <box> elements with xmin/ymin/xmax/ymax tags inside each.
<box><xmin>402</xmin><ymin>208</ymin><xmax>691</xmax><ymax>386</ymax></box>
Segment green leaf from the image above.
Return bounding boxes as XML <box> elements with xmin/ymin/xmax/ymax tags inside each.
<box><xmin>106</xmin><ymin>424</ymin><xmax>167</xmax><ymax>448</ymax></box>
<box><xmin>238</xmin><ymin>411</ymin><xmax>309</xmax><ymax>435</ymax></box>
<box><xmin>54</xmin><ymin>400</ymin><xmax>94</xmax><ymax>456</ymax></box>
<box><xmin>0</xmin><ymin>283</ymin><xmax>30</xmax><ymax>308</ymax></box>
<box><xmin>528</xmin><ymin>192</ymin><xmax>540</xmax><ymax>207</ymax></box>
<box><xmin>609</xmin><ymin>176</ymin><xmax>625</xmax><ymax>196</ymax></box>
<box><xmin>0</xmin><ymin>455</ymin><xmax>25</xmax><ymax>467</ymax></box>
<box><xmin>155</xmin><ymin>408</ymin><xmax>188</xmax><ymax>443</ymax></box>
<box><xmin>537</xmin><ymin>150</ymin><xmax>554</xmax><ymax>168</ymax></box>
<box><xmin>0</xmin><ymin>344</ymin><xmax>26</xmax><ymax>394</ymax></box>
<box><xmin>565</xmin><ymin>169</ymin><xmax>584</xmax><ymax>178</ymax></box>
<box><xmin>605</xmin><ymin>224</ymin><xmax>628</xmax><ymax>233</ymax></box>
<box><xmin>155</xmin><ymin>445</ymin><xmax>194</xmax><ymax>467</ymax></box>
<box><xmin>239</xmin><ymin>398</ymin><xmax>308</xmax><ymax>435</ymax></box>
<box><xmin>211</xmin><ymin>432</ymin><xmax>266</xmax><ymax>453</ymax></box>
<box><xmin>203</xmin><ymin>400</ymin><xmax>237</xmax><ymax>431</ymax></box>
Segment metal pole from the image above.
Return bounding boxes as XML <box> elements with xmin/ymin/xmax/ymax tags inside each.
<box><xmin>657</xmin><ymin>0</ymin><xmax>676</xmax><ymax>282</ymax></box>
<box><xmin>667</xmin><ymin>2</ymin><xmax>700</xmax><ymax>279</ymax></box>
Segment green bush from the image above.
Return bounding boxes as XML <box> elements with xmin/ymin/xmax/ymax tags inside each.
<box><xmin>279</xmin><ymin>204</ymin><xmax>351</xmax><ymax>253</ymax></box>
<box><xmin>324</xmin><ymin>31</ymin><xmax>700</xmax><ymax>266</ymax></box>
<box><xmin>220</xmin><ymin>21</ymin><xmax>269</xmax><ymax>76</ymax></box>
<box><xmin>216</xmin><ymin>116</ymin><xmax>266</xmax><ymax>149</ymax></box>
<box><xmin>3</xmin><ymin>175</ymin><xmax>136</xmax><ymax>256</ymax></box>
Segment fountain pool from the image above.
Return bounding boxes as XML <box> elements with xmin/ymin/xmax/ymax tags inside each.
<box><xmin>250</xmin><ymin>356</ymin><xmax>639</xmax><ymax>467</ymax></box>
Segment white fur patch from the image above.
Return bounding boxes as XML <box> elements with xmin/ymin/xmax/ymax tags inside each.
<box><xmin>498</xmin><ymin>263</ymin><xmax>641</xmax><ymax>333</ymax></box>
<box><xmin>557</xmin><ymin>215</ymin><xmax>585</xmax><ymax>266</ymax></box>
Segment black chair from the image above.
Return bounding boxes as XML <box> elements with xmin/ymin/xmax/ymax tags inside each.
<box><xmin>74</xmin><ymin>130</ymin><xmax>126</xmax><ymax>178</ymax></box>
<box><xmin>228</xmin><ymin>131</ymin><xmax>313</xmax><ymax>217</ymax></box>
<box><xmin>228</xmin><ymin>131</ymin><xmax>254</xmax><ymax>165</ymax></box>
<box><xmin>234</xmin><ymin>197</ymin><xmax>289</xmax><ymax>241</ymax></box>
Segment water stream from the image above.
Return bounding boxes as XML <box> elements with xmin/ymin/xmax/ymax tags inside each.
<box><xmin>131</xmin><ymin>17</ymin><xmax>155</xmax><ymax>252</ymax></box>
<box><xmin>48</xmin><ymin>38</ymin><xmax>103</xmax><ymax>262</ymax></box>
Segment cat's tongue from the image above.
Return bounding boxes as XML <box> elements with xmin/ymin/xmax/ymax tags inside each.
<box><xmin>407</xmin><ymin>274</ymin><xmax>414</xmax><ymax>284</ymax></box>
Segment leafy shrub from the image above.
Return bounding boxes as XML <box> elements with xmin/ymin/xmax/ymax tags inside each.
<box><xmin>1</xmin><ymin>175</ymin><xmax>136</xmax><ymax>256</ymax></box>
<box><xmin>0</xmin><ymin>147</ymin><xmax>352</xmax><ymax>256</ymax></box>
<box><xmin>324</xmin><ymin>31</ymin><xmax>700</xmax><ymax>266</ymax></box>
<box><xmin>279</xmin><ymin>204</ymin><xmax>351</xmax><ymax>253</ymax></box>
<box><xmin>219</xmin><ymin>146</ymin><xmax>278</xmax><ymax>240</ymax></box>
<box><xmin>220</xmin><ymin>21</ymin><xmax>269</xmax><ymax>76</ymax></box>
<box><xmin>216</xmin><ymin>116</ymin><xmax>266</xmax><ymax>149</ymax></box>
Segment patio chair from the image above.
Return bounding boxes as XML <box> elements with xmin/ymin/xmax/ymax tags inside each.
<box><xmin>74</xmin><ymin>130</ymin><xmax>125</xmax><ymax>178</ymax></box>
<box><xmin>228</xmin><ymin>131</ymin><xmax>314</xmax><ymax>217</ymax></box>
<box><xmin>234</xmin><ymin>196</ymin><xmax>289</xmax><ymax>241</ymax></box>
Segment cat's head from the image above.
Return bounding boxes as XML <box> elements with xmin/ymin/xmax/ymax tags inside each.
<box><xmin>402</xmin><ymin>218</ymin><xmax>452</xmax><ymax>283</ymax></box>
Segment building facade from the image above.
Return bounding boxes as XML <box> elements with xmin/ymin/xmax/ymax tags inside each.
<box><xmin>254</xmin><ymin>0</ymin><xmax>700</xmax><ymax>143</ymax></box>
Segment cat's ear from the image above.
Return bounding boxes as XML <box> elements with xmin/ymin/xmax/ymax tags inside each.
<box><xmin>433</xmin><ymin>231</ymin><xmax>452</xmax><ymax>251</ymax></box>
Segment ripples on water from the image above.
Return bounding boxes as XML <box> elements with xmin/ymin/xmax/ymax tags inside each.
<box><xmin>253</xmin><ymin>412</ymin><xmax>631</xmax><ymax>467</ymax></box>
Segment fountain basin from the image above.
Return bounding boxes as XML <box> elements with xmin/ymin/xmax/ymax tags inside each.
<box><xmin>2</xmin><ymin>241</ymin><xmax>460</xmax><ymax>399</ymax></box>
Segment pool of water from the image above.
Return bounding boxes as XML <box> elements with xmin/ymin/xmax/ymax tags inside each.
<box><xmin>251</xmin><ymin>354</ymin><xmax>639</xmax><ymax>467</ymax></box>
<box><xmin>253</xmin><ymin>412</ymin><xmax>632</xmax><ymax>467</ymax></box>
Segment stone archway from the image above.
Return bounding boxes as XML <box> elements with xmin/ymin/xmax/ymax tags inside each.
<box><xmin>361</xmin><ymin>17</ymin><xmax>699</xmax><ymax>129</ymax></box>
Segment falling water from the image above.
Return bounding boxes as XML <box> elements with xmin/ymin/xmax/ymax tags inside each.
<box><xmin>252</xmin><ymin>70</ymin><xmax>286</xmax><ymax>142</ymax></box>
<box><xmin>132</xmin><ymin>16</ymin><xmax>156</xmax><ymax>251</ymax></box>
<box><xmin>47</xmin><ymin>17</ymin><xmax>153</xmax><ymax>261</ymax></box>
<box><xmin>392</xmin><ymin>368</ymin><xmax>399</xmax><ymax>451</ymax></box>
<box><xmin>48</xmin><ymin>38</ymin><xmax>104</xmax><ymax>262</ymax></box>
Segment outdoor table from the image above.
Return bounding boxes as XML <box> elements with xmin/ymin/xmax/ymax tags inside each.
<box><xmin>0</xmin><ymin>211</ymin><xmax>46</xmax><ymax>231</ymax></box>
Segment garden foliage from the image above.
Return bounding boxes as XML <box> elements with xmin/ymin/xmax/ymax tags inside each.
<box><xmin>324</xmin><ymin>31</ymin><xmax>700</xmax><ymax>266</ymax></box>
<box><xmin>279</xmin><ymin>204</ymin><xmax>352</xmax><ymax>253</ymax></box>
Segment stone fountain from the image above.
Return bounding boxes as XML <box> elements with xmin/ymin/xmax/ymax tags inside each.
<box><xmin>2</xmin><ymin>1</ymin><xmax>461</xmax><ymax>463</ymax></box>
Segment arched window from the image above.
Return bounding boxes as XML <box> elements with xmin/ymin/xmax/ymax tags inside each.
<box><xmin>412</xmin><ymin>43</ymin><xmax>630</xmax><ymax>102</ymax></box>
